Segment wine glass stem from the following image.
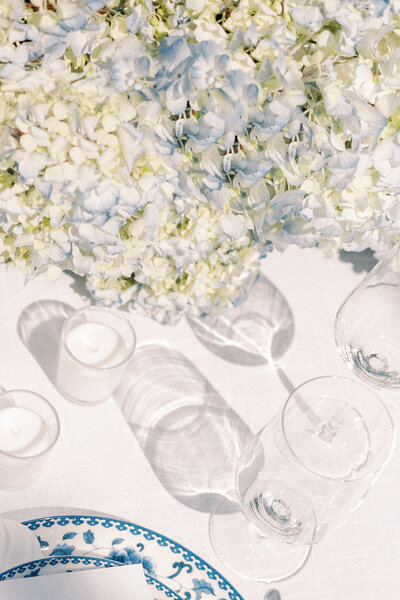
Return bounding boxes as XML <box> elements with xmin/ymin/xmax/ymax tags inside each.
<box><xmin>274</xmin><ymin>365</ymin><xmax>347</xmax><ymax>442</ymax></box>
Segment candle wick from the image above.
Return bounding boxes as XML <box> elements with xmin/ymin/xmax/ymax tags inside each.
<box><xmin>87</xmin><ymin>344</ymin><xmax>99</xmax><ymax>353</ymax></box>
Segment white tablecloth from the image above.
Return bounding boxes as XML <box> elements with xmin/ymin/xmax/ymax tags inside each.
<box><xmin>0</xmin><ymin>246</ymin><xmax>398</xmax><ymax>600</ymax></box>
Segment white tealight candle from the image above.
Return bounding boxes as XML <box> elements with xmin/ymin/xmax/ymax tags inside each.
<box><xmin>57</xmin><ymin>308</ymin><xmax>135</xmax><ymax>405</ymax></box>
<box><xmin>66</xmin><ymin>322</ymin><xmax>127</xmax><ymax>367</ymax></box>
<box><xmin>0</xmin><ymin>390</ymin><xmax>59</xmax><ymax>490</ymax></box>
<box><xmin>0</xmin><ymin>407</ymin><xmax>50</xmax><ymax>457</ymax></box>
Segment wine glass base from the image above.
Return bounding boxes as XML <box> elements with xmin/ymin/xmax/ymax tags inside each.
<box><xmin>209</xmin><ymin>499</ymin><xmax>311</xmax><ymax>583</ymax></box>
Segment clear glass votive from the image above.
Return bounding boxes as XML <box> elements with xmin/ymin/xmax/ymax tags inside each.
<box><xmin>0</xmin><ymin>389</ymin><xmax>60</xmax><ymax>489</ymax></box>
<box><xmin>56</xmin><ymin>306</ymin><xmax>136</xmax><ymax>405</ymax></box>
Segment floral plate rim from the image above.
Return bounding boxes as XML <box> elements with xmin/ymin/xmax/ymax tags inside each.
<box><xmin>19</xmin><ymin>514</ymin><xmax>245</xmax><ymax>600</ymax></box>
<box><xmin>0</xmin><ymin>555</ymin><xmax>182</xmax><ymax>599</ymax></box>
<box><xmin>0</xmin><ymin>554</ymin><xmax>121</xmax><ymax>579</ymax></box>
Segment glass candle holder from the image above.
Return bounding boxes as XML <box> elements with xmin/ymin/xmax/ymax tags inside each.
<box><xmin>0</xmin><ymin>389</ymin><xmax>60</xmax><ymax>489</ymax></box>
<box><xmin>56</xmin><ymin>306</ymin><xmax>136</xmax><ymax>405</ymax></box>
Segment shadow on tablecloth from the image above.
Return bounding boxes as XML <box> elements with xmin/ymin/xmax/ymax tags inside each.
<box><xmin>339</xmin><ymin>248</ymin><xmax>378</xmax><ymax>273</ymax></box>
<box><xmin>17</xmin><ymin>299</ymin><xmax>75</xmax><ymax>385</ymax></box>
<box><xmin>114</xmin><ymin>343</ymin><xmax>254</xmax><ymax>515</ymax></box>
<box><xmin>187</xmin><ymin>274</ymin><xmax>294</xmax><ymax>367</ymax></box>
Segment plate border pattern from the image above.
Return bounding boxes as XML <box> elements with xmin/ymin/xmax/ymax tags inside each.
<box><xmin>0</xmin><ymin>555</ymin><xmax>120</xmax><ymax>580</ymax></box>
<box><xmin>22</xmin><ymin>515</ymin><xmax>245</xmax><ymax>600</ymax></box>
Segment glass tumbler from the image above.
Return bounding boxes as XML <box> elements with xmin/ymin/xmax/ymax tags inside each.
<box><xmin>335</xmin><ymin>243</ymin><xmax>400</xmax><ymax>390</ymax></box>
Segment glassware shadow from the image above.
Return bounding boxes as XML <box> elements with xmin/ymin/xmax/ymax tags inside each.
<box><xmin>17</xmin><ymin>300</ymin><xmax>75</xmax><ymax>384</ymax></box>
<box><xmin>187</xmin><ymin>275</ymin><xmax>294</xmax><ymax>366</ymax></box>
<box><xmin>114</xmin><ymin>343</ymin><xmax>254</xmax><ymax>514</ymax></box>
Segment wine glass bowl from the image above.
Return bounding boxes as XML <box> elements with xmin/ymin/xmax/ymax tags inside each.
<box><xmin>335</xmin><ymin>243</ymin><xmax>400</xmax><ymax>390</ymax></box>
<box><xmin>209</xmin><ymin>376</ymin><xmax>394</xmax><ymax>583</ymax></box>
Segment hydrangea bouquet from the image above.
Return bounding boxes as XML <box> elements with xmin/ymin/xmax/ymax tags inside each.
<box><xmin>1</xmin><ymin>0</ymin><xmax>400</xmax><ymax>322</ymax></box>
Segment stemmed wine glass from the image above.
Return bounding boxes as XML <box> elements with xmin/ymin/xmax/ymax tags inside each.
<box><xmin>335</xmin><ymin>243</ymin><xmax>400</xmax><ymax>390</ymax></box>
<box><xmin>209</xmin><ymin>376</ymin><xmax>394</xmax><ymax>582</ymax></box>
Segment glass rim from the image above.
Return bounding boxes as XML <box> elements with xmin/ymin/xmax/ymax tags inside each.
<box><xmin>281</xmin><ymin>374</ymin><xmax>395</xmax><ymax>483</ymax></box>
<box><xmin>0</xmin><ymin>389</ymin><xmax>60</xmax><ymax>461</ymax></box>
<box><xmin>60</xmin><ymin>306</ymin><xmax>136</xmax><ymax>371</ymax></box>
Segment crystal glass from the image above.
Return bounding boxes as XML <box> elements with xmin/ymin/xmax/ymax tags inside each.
<box><xmin>0</xmin><ymin>390</ymin><xmax>60</xmax><ymax>489</ymax></box>
<box><xmin>335</xmin><ymin>243</ymin><xmax>400</xmax><ymax>390</ymax></box>
<box><xmin>209</xmin><ymin>376</ymin><xmax>394</xmax><ymax>582</ymax></box>
<box><xmin>57</xmin><ymin>306</ymin><xmax>136</xmax><ymax>405</ymax></box>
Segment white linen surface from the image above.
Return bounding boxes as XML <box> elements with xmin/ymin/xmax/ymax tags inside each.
<box><xmin>0</xmin><ymin>246</ymin><xmax>398</xmax><ymax>600</ymax></box>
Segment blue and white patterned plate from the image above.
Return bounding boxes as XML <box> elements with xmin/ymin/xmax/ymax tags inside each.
<box><xmin>2</xmin><ymin>515</ymin><xmax>245</xmax><ymax>600</ymax></box>
<box><xmin>0</xmin><ymin>556</ymin><xmax>182</xmax><ymax>599</ymax></box>
<box><xmin>0</xmin><ymin>555</ymin><xmax>120</xmax><ymax>578</ymax></box>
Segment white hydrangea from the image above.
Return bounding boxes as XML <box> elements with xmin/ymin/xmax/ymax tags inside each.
<box><xmin>1</xmin><ymin>0</ymin><xmax>400</xmax><ymax>322</ymax></box>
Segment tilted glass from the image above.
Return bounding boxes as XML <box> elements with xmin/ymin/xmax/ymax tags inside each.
<box><xmin>335</xmin><ymin>243</ymin><xmax>400</xmax><ymax>390</ymax></box>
